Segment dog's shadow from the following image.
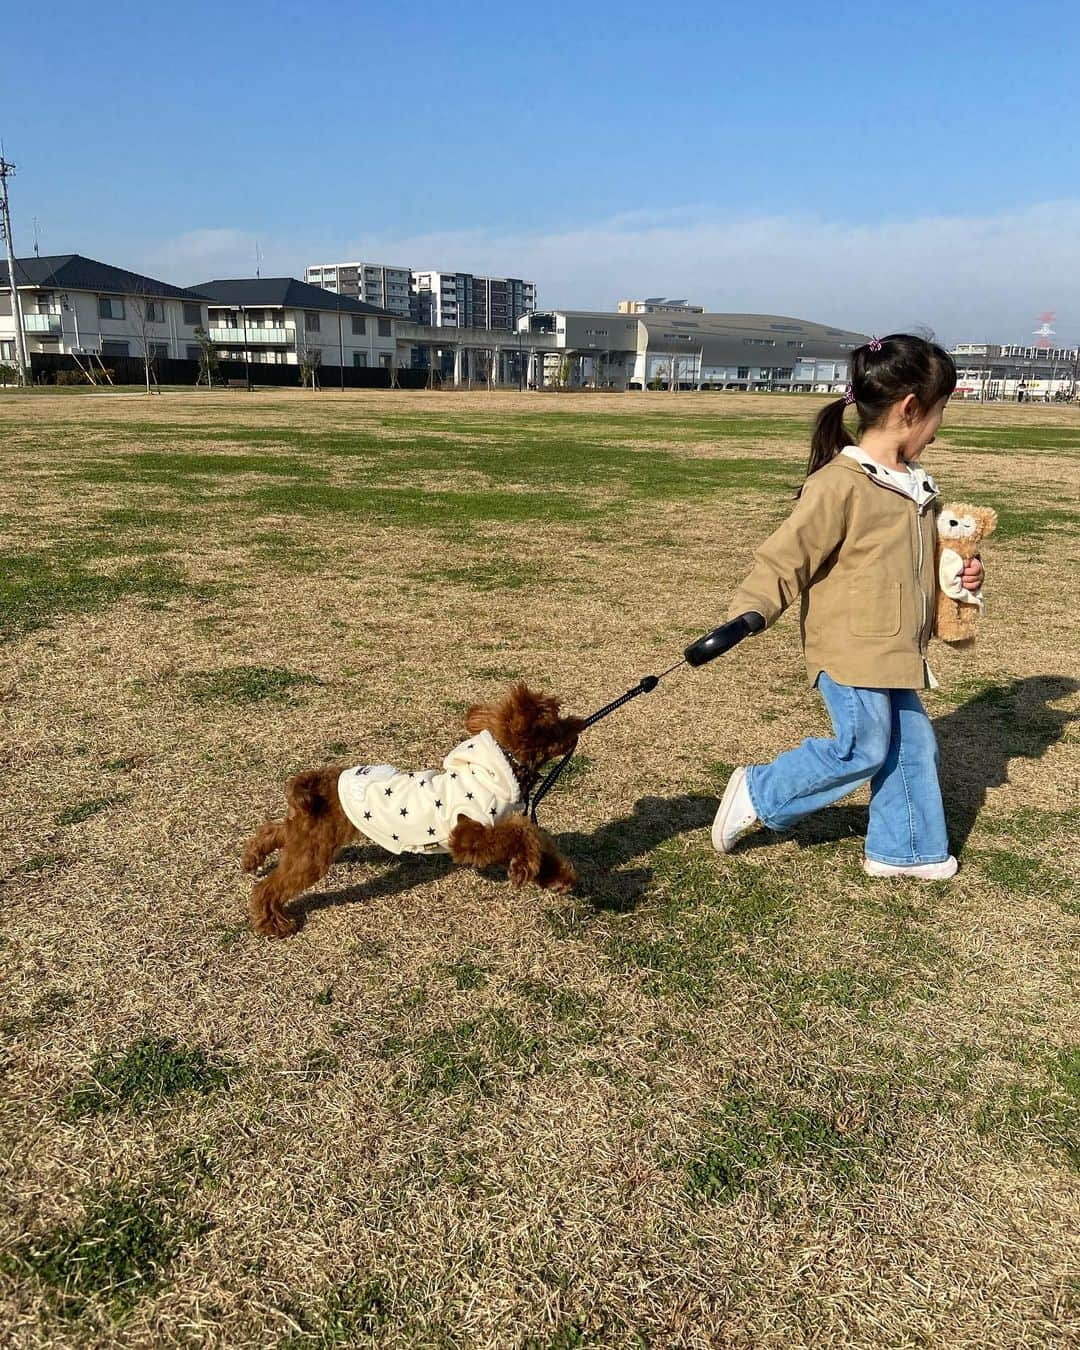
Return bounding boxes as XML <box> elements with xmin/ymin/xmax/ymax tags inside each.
<box><xmin>293</xmin><ymin>794</ymin><xmax>717</xmax><ymax>925</ymax></box>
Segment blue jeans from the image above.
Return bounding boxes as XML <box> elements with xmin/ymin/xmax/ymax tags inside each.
<box><xmin>745</xmin><ymin>673</ymin><xmax>950</xmax><ymax>865</ymax></box>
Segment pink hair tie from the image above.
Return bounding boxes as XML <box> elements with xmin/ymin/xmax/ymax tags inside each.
<box><xmin>843</xmin><ymin>383</ymin><xmax>856</xmax><ymax>405</ymax></box>
<box><xmin>868</xmin><ymin>336</ymin><xmax>883</xmax><ymax>351</ymax></box>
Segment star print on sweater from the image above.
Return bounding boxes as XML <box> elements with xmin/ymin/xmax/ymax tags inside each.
<box><xmin>337</xmin><ymin>729</ymin><xmax>522</xmax><ymax>857</ymax></box>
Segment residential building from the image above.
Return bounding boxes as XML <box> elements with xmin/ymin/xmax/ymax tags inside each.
<box><xmin>617</xmin><ymin>298</ymin><xmax>705</xmax><ymax>314</ymax></box>
<box><xmin>410</xmin><ymin>270</ymin><xmax>535</xmax><ymax>330</ymax></box>
<box><xmin>193</xmin><ymin>277</ymin><xmax>399</xmax><ymax>368</ymax></box>
<box><xmin>518</xmin><ymin>310</ymin><xmax>867</xmax><ymax>390</ymax></box>
<box><xmin>304</xmin><ymin>261</ymin><xmax>413</xmax><ymax>317</ymax></box>
<box><xmin>0</xmin><ymin>253</ymin><xmax>209</xmax><ymax>363</ymax></box>
<box><xmin>950</xmin><ymin>342</ymin><xmax>1079</xmax><ymax>400</ymax></box>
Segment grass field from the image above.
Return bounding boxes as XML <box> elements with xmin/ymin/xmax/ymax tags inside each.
<box><xmin>1</xmin><ymin>387</ymin><xmax>1077</xmax><ymax>1348</ymax></box>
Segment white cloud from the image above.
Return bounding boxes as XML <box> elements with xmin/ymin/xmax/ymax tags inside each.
<box><xmin>137</xmin><ymin>201</ymin><xmax>1080</xmax><ymax>345</ymax></box>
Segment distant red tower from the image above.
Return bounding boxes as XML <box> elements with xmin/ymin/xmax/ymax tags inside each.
<box><xmin>1032</xmin><ymin>312</ymin><xmax>1056</xmax><ymax>350</ymax></box>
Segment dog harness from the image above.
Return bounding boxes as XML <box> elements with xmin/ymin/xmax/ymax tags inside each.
<box><xmin>338</xmin><ymin>729</ymin><xmax>522</xmax><ymax>856</ymax></box>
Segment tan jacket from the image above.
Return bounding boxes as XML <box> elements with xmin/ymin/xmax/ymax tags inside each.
<box><xmin>727</xmin><ymin>455</ymin><xmax>940</xmax><ymax>689</ymax></box>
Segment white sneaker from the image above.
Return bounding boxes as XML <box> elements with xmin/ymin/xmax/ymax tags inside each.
<box><xmin>711</xmin><ymin>767</ymin><xmax>758</xmax><ymax>853</ymax></box>
<box><xmin>863</xmin><ymin>855</ymin><xmax>958</xmax><ymax>881</ymax></box>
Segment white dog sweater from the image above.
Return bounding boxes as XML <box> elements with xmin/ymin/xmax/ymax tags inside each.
<box><xmin>337</xmin><ymin>729</ymin><xmax>522</xmax><ymax>856</ymax></box>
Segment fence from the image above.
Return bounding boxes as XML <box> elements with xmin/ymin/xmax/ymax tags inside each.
<box><xmin>28</xmin><ymin>353</ymin><xmax>435</xmax><ymax>390</ymax></box>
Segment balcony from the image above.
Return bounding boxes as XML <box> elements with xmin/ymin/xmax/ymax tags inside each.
<box><xmin>208</xmin><ymin>326</ymin><xmax>293</xmax><ymax>346</ymax></box>
<box><xmin>24</xmin><ymin>313</ymin><xmax>62</xmax><ymax>334</ymax></box>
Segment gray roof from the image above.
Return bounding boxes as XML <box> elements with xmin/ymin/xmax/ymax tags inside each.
<box><xmin>541</xmin><ymin>310</ymin><xmax>866</xmax><ymax>343</ymax></box>
<box><xmin>192</xmin><ymin>277</ymin><xmax>396</xmax><ymax>317</ymax></box>
<box><xmin>0</xmin><ymin>253</ymin><xmax>202</xmax><ymax>300</ymax></box>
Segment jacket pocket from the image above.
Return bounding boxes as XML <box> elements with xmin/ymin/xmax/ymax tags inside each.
<box><xmin>849</xmin><ymin>581</ymin><xmax>902</xmax><ymax>638</ymax></box>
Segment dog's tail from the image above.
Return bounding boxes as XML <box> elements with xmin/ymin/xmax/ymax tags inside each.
<box><xmin>241</xmin><ymin>821</ymin><xmax>286</xmax><ymax>874</ymax></box>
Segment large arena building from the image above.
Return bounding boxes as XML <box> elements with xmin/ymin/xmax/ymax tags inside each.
<box><xmin>516</xmin><ymin>309</ymin><xmax>868</xmax><ymax>390</ymax></box>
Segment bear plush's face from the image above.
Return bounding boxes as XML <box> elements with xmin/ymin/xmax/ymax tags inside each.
<box><xmin>936</xmin><ymin>504</ymin><xmax>998</xmax><ymax>550</ymax></box>
<box><xmin>938</xmin><ymin>511</ymin><xmax>982</xmax><ymax>542</ymax></box>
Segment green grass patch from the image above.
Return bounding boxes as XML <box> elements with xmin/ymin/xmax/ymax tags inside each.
<box><xmin>3</xmin><ymin>1177</ymin><xmax>203</xmax><ymax>1320</ymax></box>
<box><xmin>386</xmin><ymin>1009</ymin><xmax>547</xmax><ymax>1098</ymax></box>
<box><xmin>436</xmin><ymin>953</ymin><xmax>489</xmax><ymax>991</ymax></box>
<box><xmin>2</xmin><ymin>987</ymin><xmax>75</xmax><ymax>1040</ymax></box>
<box><xmin>606</xmin><ymin>846</ymin><xmax>792</xmax><ymax>1002</ymax></box>
<box><xmin>280</xmin><ymin>1276</ymin><xmax>389</xmax><ymax>1348</ymax></box>
<box><xmin>183</xmin><ymin>665</ymin><xmax>323</xmax><ymax>706</ymax></box>
<box><xmin>0</xmin><ymin>548</ymin><xmax>193</xmax><ymax>642</ymax></box>
<box><xmin>66</xmin><ymin>1035</ymin><xmax>238</xmax><ymax>1119</ymax></box>
<box><xmin>976</xmin><ymin>1045</ymin><xmax>1080</xmax><ymax>1169</ymax></box>
<box><xmin>56</xmin><ymin>794</ymin><xmax>128</xmax><ymax>827</ymax></box>
<box><xmin>412</xmin><ymin>557</ymin><xmax>550</xmax><ymax>592</ymax></box>
<box><xmin>683</xmin><ymin>1082</ymin><xmax>889</xmax><ymax>1204</ymax></box>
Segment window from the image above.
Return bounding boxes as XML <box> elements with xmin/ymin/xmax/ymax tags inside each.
<box><xmin>351</xmin><ymin>317</ymin><xmax>366</xmax><ymax>336</ymax></box>
<box><xmin>377</xmin><ymin>318</ymin><xmax>392</xmax><ymax>337</ymax></box>
<box><xmin>149</xmin><ymin>342</ymin><xmax>169</xmax><ymax>359</ymax></box>
<box><xmin>186</xmin><ymin>345</ymin><xmax>201</xmax><ymax>360</ymax></box>
<box><xmin>99</xmin><ymin>296</ymin><xmax>125</xmax><ymax>320</ymax></box>
<box><xmin>737</xmin><ymin>366</ymin><xmax>749</xmax><ymax>379</ymax></box>
<box><xmin>145</xmin><ymin>300</ymin><xmax>167</xmax><ymax>323</ymax></box>
<box><xmin>183</xmin><ymin>301</ymin><xmax>202</xmax><ymax>326</ymax></box>
<box><xmin>379</xmin><ymin>353</ymin><xmax>393</xmax><ymax>369</ymax></box>
<box><xmin>352</xmin><ymin>352</ymin><xmax>368</xmax><ymax>367</ymax></box>
<box><xmin>36</xmin><ymin>292</ymin><xmax>54</xmax><ymax>312</ymax></box>
<box><xmin>305</xmin><ymin>312</ymin><xmax>321</xmax><ymax>332</ymax></box>
<box><xmin>101</xmin><ymin>340</ymin><xmax>130</xmax><ymax>356</ymax></box>
<box><xmin>1</xmin><ymin>339</ymin><xmax>13</xmax><ymax>359</ymax></box>
<box><xmin>742</xmin><ymin>337</ymin><xmax>775</xmax><ymax>346</ymax></box>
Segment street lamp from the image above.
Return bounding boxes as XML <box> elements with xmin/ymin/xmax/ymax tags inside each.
<box><xmin>336</xmin><ymin>290</ymin><xmax>345</xmax><ymax>391</ymax></box>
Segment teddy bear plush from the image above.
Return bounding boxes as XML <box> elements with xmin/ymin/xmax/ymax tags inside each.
<box><xmin>934</xmin><ymin>502</ymin><xmax>997</xmax><ymax>645</ymax></box>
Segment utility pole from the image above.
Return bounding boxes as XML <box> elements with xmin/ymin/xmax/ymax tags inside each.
<box><xmin>0</xmin><ymin>153</ymin><xmax>30</xmax><ymax>384</ymax></box>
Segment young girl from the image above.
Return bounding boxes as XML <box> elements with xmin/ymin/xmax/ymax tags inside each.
<box><xmin>713</xmin><ymin>333</ymin><xmax>983</xmax><ymax>879</ymax></box>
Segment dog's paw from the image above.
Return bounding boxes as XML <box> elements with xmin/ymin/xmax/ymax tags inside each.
<box><xmin>508</xmin><ymin>853</ymin><xmax>536</xmax><ymax>887</ymax></box>
<box><xmin>253</xmin><ymin>910</ymin><xmax>299</xmax><ymax>939</ymax></box>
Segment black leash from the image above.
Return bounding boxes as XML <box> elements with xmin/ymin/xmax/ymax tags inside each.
<box><xmin>528</xmin><ymin>658</ymin><xmax>685</xmax><ymax>823</ymax></box>
<box><xmin>526</xmin><ymin>612</ymin><xmax>765</xmax><ymax>825</ymax></box>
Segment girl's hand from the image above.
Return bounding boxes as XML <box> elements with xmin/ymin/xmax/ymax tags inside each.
<box><xmin>961</xmin><ymin>557</ymin><xmax>984</xmax><ymax>592</ymax></box>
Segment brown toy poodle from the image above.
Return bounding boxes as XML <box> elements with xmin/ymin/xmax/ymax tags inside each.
<box><xmin>242</xmin><ymin>682</ymin><xmax>585</xmax><ymax>937</ymax></box>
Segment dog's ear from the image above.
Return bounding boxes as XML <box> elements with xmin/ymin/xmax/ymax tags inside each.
<box><xmin>465</xmin><ymin>701</ymin><xmax>497</xmax><ymax>734</ymax></box>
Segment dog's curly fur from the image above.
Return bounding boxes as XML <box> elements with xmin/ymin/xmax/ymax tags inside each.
<box><xmin>242</xmin><ymin>682</ymin><xmax>585</xmax><ymax>938</ymax></box>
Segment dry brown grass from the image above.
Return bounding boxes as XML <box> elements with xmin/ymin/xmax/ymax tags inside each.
<box><xmin>1</xmin><ymin>387</ymin><xmax>1077</xmax><ymax>1347</ymax></box>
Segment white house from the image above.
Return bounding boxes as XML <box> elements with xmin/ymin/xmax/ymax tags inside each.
<box><xmin>193</xmin><ymin>277</ymin><xmax>399</xmax><ymax>369</ymax></box>
<box><xmin>0</xmin><ymin>254</ymin><xmax>209</xmax><ymax>364</ymax></box>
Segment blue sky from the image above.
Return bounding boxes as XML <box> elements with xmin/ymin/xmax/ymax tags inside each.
<box><xmin>5</xmin><ymin>1</ymin><xmax>1080</xmax><ymax>342</ymax></box>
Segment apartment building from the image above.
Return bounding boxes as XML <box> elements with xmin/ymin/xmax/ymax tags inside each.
<box><xmin>304</xmin><ymin>261</ymin><xmax>413</xmax><ymax>317</ymax></box>
<box><xmin>411</xmin><ymin>270</ymin><xmax>536</xmax><ymax>330</ymax></box>
<box><xmin>0</xmin><ymin>253</ymin><xmax>208</xmax><ymax>363</ymax></box>
<box><xmin>306</xmin><ymin>258</ymin><xmax>537</xmax><ymax>331</ymax></box>
<box><xmin>194</xmin><ymin>277</ymin><xmax>398</xmax><ymax>368</ymax></box>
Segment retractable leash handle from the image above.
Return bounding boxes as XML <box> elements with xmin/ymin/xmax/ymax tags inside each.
<box><xmin>684</xmin><ymin>611</ymin><xmax>765</xmax><ymax>667</ymax></box>
<box><xmin>528</xmin><ymin>615</ymin><xmax>765</xmax><ymax>824</ymax></box>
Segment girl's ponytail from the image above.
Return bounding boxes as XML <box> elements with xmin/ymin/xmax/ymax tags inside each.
<box><xmin>804</xmin><ymin>397</ymin><xmax>854</xmax><ymax>482</ymax></box>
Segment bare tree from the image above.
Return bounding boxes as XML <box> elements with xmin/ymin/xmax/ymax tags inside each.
<box><xmin>296</xmin><ymin>326</ymin><xmax>322</xmax><ymax>389</ymax></box>
<box><xmin>193</xmin><ymin>325</ymin><xmax>220</xmax><ymax>388</ymax></box>
<box><xmin>125</xmin><ymin>281</ymin><xmax>166</xmax><ymax>393</ymax></box>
